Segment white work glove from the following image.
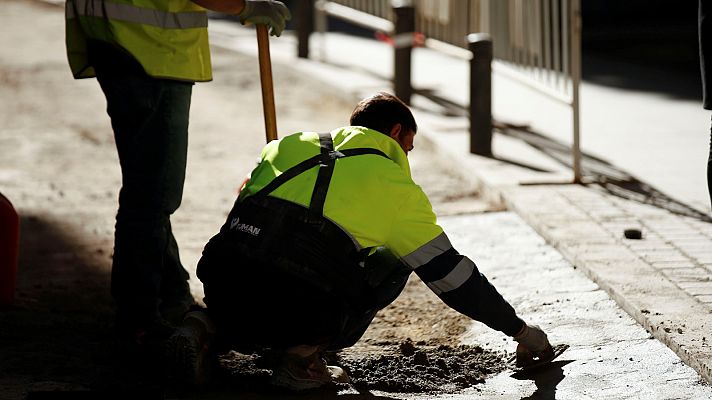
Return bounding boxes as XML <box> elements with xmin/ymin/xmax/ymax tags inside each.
<box><xmin>238</xmin><ymin>0</ymin><xmax>292</xmax><ymax>37</ymax></box>
<box><xmin>513</xmin><ymin>322</ymin><xmax>551</xmax><ymax>354</ymax></box>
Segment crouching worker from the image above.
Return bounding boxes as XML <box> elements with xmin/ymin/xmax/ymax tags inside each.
<box><xmin>166</xmin><ymin>92</ymin><xmax>553</xmax><ymax>390</ymax></box>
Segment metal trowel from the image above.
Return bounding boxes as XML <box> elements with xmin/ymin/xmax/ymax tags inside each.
<box><xmin>509</xmin><ymin>343</ymin><xmax>570</xmax><ymax>373</ymax></box>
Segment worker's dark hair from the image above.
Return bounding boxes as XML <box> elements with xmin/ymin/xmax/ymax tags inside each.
<box><xmin>349</xmin><ymin>92</ymin><xmax>417</xmax><ymax>138</ymax></box>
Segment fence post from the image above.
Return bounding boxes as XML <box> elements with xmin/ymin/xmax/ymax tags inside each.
<box><xmin>392</xmin><ymin>0</ymin><xmax>414</xmax><ymax>104</ymax></box>
<box><xmin>468</xmin><ymin>33</ymin><xmax>493</xmax><ymax>156</ymax></box>
<box><xmin>296</xmin><ymin>0</ymin><xmax>315</xmax><ymax>58</ymax></box>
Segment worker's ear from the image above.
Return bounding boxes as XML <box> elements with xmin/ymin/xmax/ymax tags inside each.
<box><xmin>388</xmin><ymin>123</ymin><xmax>402</xmax><ymax>141</ymax></box>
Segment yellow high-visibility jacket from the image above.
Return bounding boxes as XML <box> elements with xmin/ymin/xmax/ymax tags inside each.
<box><xmin>241</xmin><ymin>126</ymin><xmax>442</xmax><ymax>261</ymax></box>
<box><xmin>236</xmin><ymin>126</ymin><xmax>523</xmax><ymax>335</ymax></box>
<box><xmin>65</xmin><ymin>0</ymin><xmax>211</xmax><ymax>82</ymax></box>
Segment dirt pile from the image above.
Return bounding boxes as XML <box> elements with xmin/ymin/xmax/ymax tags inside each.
<box><xmin>211</xmin><ymin>339</ymin><xmax>507</xmax><ymax>394</ymax></box>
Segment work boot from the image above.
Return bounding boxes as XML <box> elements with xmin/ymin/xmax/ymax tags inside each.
<box><xmin>164</xmin><ymin>310</ymin><xmax>216</xmax><ymax>386</ymax></box>
<box><xmin>270</xmin><ymin>350</ymin><xmax>350</xmax><ymax>391</ymax></box>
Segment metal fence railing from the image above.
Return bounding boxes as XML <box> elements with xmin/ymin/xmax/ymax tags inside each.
<box><xmin>297</xmin><ymin>0</ymin><xmax>583</xmax><ymax>182</ymax></box>
<box><xmin>414</xmin><ymin>0</ymin><xmax>583</xmax><ymax>182</ymax></box>
<box><xmin>486</xmin><ymin>0</ymin><xmax>583</xmax><ymax>183</ymax></box>
<box><xmin>485</xmin><ymin>0</ymin><xmax>581</xmax><ymax>105</ymax></box>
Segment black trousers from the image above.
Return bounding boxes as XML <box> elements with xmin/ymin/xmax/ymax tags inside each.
<box><xmin>90</xmin><ymin>42</ymin><xmax>194</xmax><ymax>330</ymax></box>
<box><xmin>709</xmin><ymin>115</ymin><xmax>712</xmax><ymax>209</ymax></box>
<box><xmin>198</xmin><ymin>241</ymin><xmax>409</xmax><ymax>352</ymax></box>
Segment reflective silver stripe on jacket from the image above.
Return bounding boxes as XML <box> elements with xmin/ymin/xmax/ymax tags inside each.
<box><xmin>401</xmin><ymin>232</ymin><xmax>452</xmax><ymax>269</ymax></box>
<box><xmin>66</xmin><ymin>0</ymin><xmax>208</xmax><ymax>29</ymax></box>
<box><xmin>426</xmin><ymin>256</ymin><xmax>475</xmax><ymax>295</ymax></box>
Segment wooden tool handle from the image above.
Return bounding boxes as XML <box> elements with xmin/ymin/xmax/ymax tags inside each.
<box><xmin>256</xmin><ymin>24</ymin><xmax>278</xmax><ymax>143</ymax></box>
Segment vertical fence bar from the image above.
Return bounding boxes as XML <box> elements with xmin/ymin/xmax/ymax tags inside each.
<box><xmin>571</xmin><ymin>0</ymin><xmax>582</xmax><ymax>183</ymax></box>
<box><xmin>510</xmin><ymin>0</ymin><xmax>518</xmax><ymax>66</ymax></box>
<box><xmin>467</xmin><ymin>0</ymin><xmax>473</xmax><ymax>38</ymax></box>
<box><xmin>414</xmin><ymin>0</ymin><xmax>421</xmax><ymax>37</ymax></box>
<box><xmin>519</xmin><ymin>0</ymin><xmax>525</xmax><ymax>69</ymax></box>
<box><xmin>452</xmin><ymin>1</ymin><xmax>461</xmax><ymax>46</ymax></box>
<box><xmin>535</xmin><ymin>0</ymin><xmax>543</xmax><ymax>80</ymax></box>
<box><xmin>561</xmin><ymin>0</ymin><xmax>570</xmax><ymax>95</ymax></box>
<box><xmin>493</xmin><ymin>1</ymin><xmax>503</xmax><ymax>60</ymax></box>
<box><xmin>500</xmin><ymin>1</ymin><xmax>509</xmax><ymax>62</ymax></box>
<box><xmin>543</xmin><ymin>0</ymin><xmax>551</xmax><ymax>85</ymax></box>
<box><xmin>497</xmin><ymin>0</ymin><xmax>503</xmax><ymax>60</ymax></box>
<box><xmin>393</xmin><ymin>1</ymin><xmax>415</xmax><ymax>104</ymax></box>
<box><xmin>552</xmin><ymin>0</ymin><xmax>560</xmax><ymax>88</ymax></box>
<box><xmin>314</xmin><ymin>0</ymin><xmax>328</xmax><ymax>61</ymax></box>
<box><xmin>469</xmin><ymin>33</ymin><xmax>493</xmax><ymax>156</ymax></box>
<box><xmin>532</xmin><ymin>0</ymin><xmax>538</xmax><ymax>73</ymax></box>
<box><xmin>436</xmin><ymin>1</ymin><xmax>443</xmax><ymax>42</ymax></box>
<box><xmin>480</xmin><ymin>0</ymin><xmax>489</xmax><ymax>35</ymax></box>
<box><xmin>525</xmin><ymin>0</ymin><xmax>533</xmax><ymax>73</ymax></box>
<box><xmin>297</xmin><ymin>0</ymin><xmax>315</xmax><ymax>58</ymax></box>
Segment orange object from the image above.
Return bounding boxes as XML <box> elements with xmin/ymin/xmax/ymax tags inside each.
<box><xmin>0</xmin><ymin>193</ymin><xmax>19</xmax><ymax>307</ymax></box>
<box><xmin>238</xmin><ymin>177</ymin><xmax>250</xmax><ymax>194</ymax></box>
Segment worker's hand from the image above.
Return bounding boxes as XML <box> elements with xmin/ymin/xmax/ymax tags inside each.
<box><xmin>238</xmin><ymin>0</ymin><xmax>292</xmax><ymax>37</ymax></box>
<box><xmin>513</xmin><ymin>322</ymin><xmax>551</xmax><ymax>354</ymax></box>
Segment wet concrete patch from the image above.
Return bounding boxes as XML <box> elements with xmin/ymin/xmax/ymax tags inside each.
<box><xmin>332</xmin><ymin>339</ymin><xmax>507</xmax><ymax>393</ymax></box>
<box><xmin>213</xmin><ymin>351</ymin><xmax>275</xmax><ymax>391</ymax></box>
<box><xmin>209</xmin><ymin>339</ymin><xmax>508</xmax><ymax>395</ymax></box>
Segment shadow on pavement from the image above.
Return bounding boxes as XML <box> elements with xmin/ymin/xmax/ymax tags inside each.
<box><xmin>497</xmin><ymin>124</ymin><xmax>712</xmax><ymax>222</ymax></box>
<box><xmin>412</xmin><ymin>88</ymin><xmax>469</xmax><ymax>118</ymax></box>
<box><xmin>2</xmin><ymin>214</ymin><xmax>467</xmax><ymax>399</ymax></box>
<box><xmin>163</xmin><ymin>377</ymin><xmax>401</xmax><ymax>399</ymax></box>
<box><xmin>0</xmin><ymin>214</ymin><xmax>122</xmax><ymax>396</ymax></box>
<box><xmin>511</xmin><ymin>360</ymin><xmax>573</xmax><ymax>400</ymax></box>
<box><xmin>166</xmin><ymin>388</ymin><xmax>399</xmax><ymax>400</ymax></box>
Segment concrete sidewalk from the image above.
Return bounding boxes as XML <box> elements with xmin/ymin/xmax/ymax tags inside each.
<box><xmin>206</xmin><ymin>21</ymin><xmax>712</xmax><ymax>384</ymax></box>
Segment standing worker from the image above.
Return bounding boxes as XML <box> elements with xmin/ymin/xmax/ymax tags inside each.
<box><xmin>64</xmin><ymin>0</ymin><xmax>291</xmax><ymax>352</ymax></box>
<box><xmin>167</xmin><ymin>93</ymin><xmax>554</xmax><ymax>390</ymax></box>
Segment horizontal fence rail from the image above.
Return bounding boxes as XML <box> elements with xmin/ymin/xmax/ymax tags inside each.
<box><xmin>317</xmin><ymin>0</ymin><xmax>393</xmax><ymax>32</ymax></box>
<box><xmin>327</xmin><ymin>0</ymin><xmax>392</xmax><ymax>21</ymax></box>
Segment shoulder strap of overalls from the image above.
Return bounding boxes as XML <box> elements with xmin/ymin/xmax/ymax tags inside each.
<box><xmin>252</xmin><ymin>132</ymin><xmax>389</xmax><ymax>223</ymax></box>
